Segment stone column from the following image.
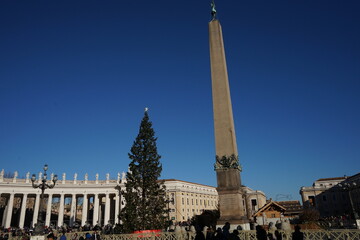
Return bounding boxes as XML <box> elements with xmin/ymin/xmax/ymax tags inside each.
<box><xmin>58</xmin><ymin>194</ymin><xmax>65</xmax><ymax>227</ymax></box>
<box><xmin>19</xmin><ymin>194</ymin><xmax>28</xmax><ymax>228</ymax></box>
<box><xmin>114</xmin><ymin>193</ymin><xmax>120</xmax><ymax>224</ymax></box>
<box><xmin>104</xmin><ymin>193</ymin><xmax>110</xmax><ymax>225</ymax></box>
<box><xmin>93</xmin><ymin>194</ymin><xmax>99</xmax><ymax>226</ymax></box>
<box><xmin>45</xmin><ymin>194</ymin><xmax>53</xmax><ymax>227</ymax></box>
<box><xmin>1</xmin><ymin>195</ymin><xmax>7</xmax><ymax>227</ymax></box>
<box><xmin>32</xmin><ymin>193</ymin><xmax>40</xmax><ymax>227</ymax></box>
<box><xmin>70</xmin><ymin>194</ymin><xmax>77</xmax><ymax>227</ymax></box>
<box><xmin>4</xmin><ymin>193</ymin><xmax>14</xmax><ymax>228</ymax></box>
<box><xmin>81</xmin><ymin>194</ymin><xmax>88</xmax><ymax>226</ymax></box>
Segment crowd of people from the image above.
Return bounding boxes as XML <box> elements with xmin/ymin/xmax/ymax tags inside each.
<box><xmin>320</xmin><ymin>215</ymin><xmax>358</xmax><ymax>229</ymax></box>
<box><xmin>1</xmin><ymin>221</ymin><xmax>305</xmax><ymax>240</ymax></box>
<box><xmin>0</xmin><ymin>222</ymin><xmax>115</xmax><ymax>240</ymax></box>
<box><xmin>194</xmin><ymin>222</ymin><xmax>304</xmax><ymax>240</ymax></box>
<box><xmin>46</xmin><ymin>231</ymin><xmax>102</xmax><ymax>240</ymax></box>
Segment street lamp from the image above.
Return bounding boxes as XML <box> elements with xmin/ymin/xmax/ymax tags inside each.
<box><xmin>339</xmin><ymin>181</ymin><xmax>359</xmax><ymax>229</ymax></box>
<box><xmin>31</xmin><ymin>164</ymin><xmax>58</xmax><ymax>235</ymax></box>
<box><xmin>166</xmin><ymin>197</ymin><xmax>175</xmax><ymax>228</ymax></box>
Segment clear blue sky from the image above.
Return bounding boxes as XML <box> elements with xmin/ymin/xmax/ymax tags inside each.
<box><xmin>1</xmin><ymin>0</ymin><xmax>359</xmax><ymax>201</ymax></box>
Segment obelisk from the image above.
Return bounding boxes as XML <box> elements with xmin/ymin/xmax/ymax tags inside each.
<box><xmin>209</xmin><ymin>2</ymin><xmax>249</xmax><ymax>227</ymax></box>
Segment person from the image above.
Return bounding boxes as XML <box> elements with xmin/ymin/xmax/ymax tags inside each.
<box><xmin>292</xmin><ymin>226</ymin><xmax>304</xmax><ymax>240</ymax></box>
<box><xmin>214</xmin><ymin>227</ymin><xmax>225</xmax><ymax>240</ymax></box>
<box><xmin>195</xmin><ymin>229</ymin><xmax>206</xmax><ymax>240</ymax></box>
<box><xmin>228</xmin><ymin>230</ymin><xmax>240</xmax><ymax>240</ymax></box>
<box><xmin>255</xmin><ymin>225</ymin><xmax>267</xmax><ymax>240</ymax></box>
<box><xmin>205</xmin><ymin>227</ymin><xmax>214</xmax><ymax>240</ymax></box>
<box><xmin>275</xmin><ymin>230</ymin><xmax>282</xmax><ymax>240</ymax></box>
<box><xmin>71</xmin><ymin>233</ymin><xmax>78</xmax><ymax>240</ymax></box>
<box><xmin>91</xmin><ymin>231</ymin><xmax>101</xmax><ymax>240</ymax></box>
<box><xmin>47</xmin><ymin>232</ymin><xmax>55</xmax><ymax>240</ymax></box>
<box><xmin>85</xmin><ymin>233</ymin><xmax>91</xmax><ymax>240</ymax></box>
<box><xmin>222</xmin><ymin>222</ymin><xmax>230</xmax><ymax>240</ymax></box>
<box><xmin>60</xmin><ymin>233</ymin><xmax>66</xmax><ymax>240</ymax></box>
<box><xmin>267</xmin><ymin>233</ymin><xmax>274</xmax><ymax>240</ymax></box>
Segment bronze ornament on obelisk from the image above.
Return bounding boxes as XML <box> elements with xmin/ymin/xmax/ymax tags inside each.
<box><xmin>209</xmin><ymin>1</ymin><xmax>249</xmax><ymax>227</ymax></box>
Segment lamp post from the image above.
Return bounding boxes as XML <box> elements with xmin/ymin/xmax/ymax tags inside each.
<box><xmin>31</xmin><ymin>164</ymin><xmax>58</xmax><ymax>235</ymax></box>
<box><xmin>166</xmin><ymin>197</ymin><xmax>175</xmax><ymax>228</ymax></box>
<box><xmin>339</xmin><ymin>181</ymin><xmax>359</xmax><ymax>229</ymax></box>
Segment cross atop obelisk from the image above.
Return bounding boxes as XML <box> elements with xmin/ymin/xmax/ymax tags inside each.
<box><xmin>208</xmin><ymin>2</ymin><xmax>249</xmax><ymax>228</ymax></box>
<box><xmin>211</xmin><ymin>0</ymin><xmax>217</xmax><ymax>20</ymax></box>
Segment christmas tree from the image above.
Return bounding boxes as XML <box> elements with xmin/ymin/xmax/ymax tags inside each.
<box><xmin>120</xmin><ymin>110</ymin><xmax>168</xmax><ymax>233</ymax></box>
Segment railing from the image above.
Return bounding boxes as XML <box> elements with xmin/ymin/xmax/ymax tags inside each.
<box><xmin>101</xmin><ymin>230</ymin><xmax>360</xmax><ymax>240</ymax></box>
<box><xmin>6</xmin><ymin>230</ymin><xmax>360</xmax><ymax>240</ymax></box>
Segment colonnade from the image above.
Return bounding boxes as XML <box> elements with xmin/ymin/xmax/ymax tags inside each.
<box><xmin>0</xmin><ymin>191</ymin><xmax>122</xmax><ymax>229</ymax></box>
<box><xmin>0</xmin><ymin>172</ymin><xmax>222</xmax><ymax>228</ymax></box>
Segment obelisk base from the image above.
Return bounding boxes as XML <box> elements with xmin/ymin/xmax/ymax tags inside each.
<box><xmin>216</xmin><ymin>169</ymin><xmax>250</xmax><ymax>230</ymax></box>
<box><xmin>216</xmin><ymin>192</ymin><xmax>250</xmax><ymax>230</ymax></box>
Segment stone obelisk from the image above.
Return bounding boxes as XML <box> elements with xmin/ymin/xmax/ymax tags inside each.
<box><xmin>209</xmin><ymin>2</ymin><xmax>249</xmax><ymax>227</ymax></box>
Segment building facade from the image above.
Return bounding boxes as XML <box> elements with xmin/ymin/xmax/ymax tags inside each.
<box><xmin>163</xmin><ymin>179</ymin><xmax>218</xmax><ymax>222</ymax></box>
<box><xmin>242</xmin><ymin>187</ymin><xmax>267</xmax><ymax>220</ymax></box>
<box><xmin>252</xmin><ymin>200</ymin><xmax>302</xmax><ymax>226</ymax></box>
<box><xmin>300</xmin><ymin>173</ymin><xmax>360</xmax><ymax>219</ymax></box>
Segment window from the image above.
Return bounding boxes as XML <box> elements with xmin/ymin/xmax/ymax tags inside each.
<box><xmin>251</xmin><ymin>199</ymin><xmax>257</xmax><ymax>210</ymax></box>
<box><xmin>182</xmin><ymin>198</ymin><xmax>184</xmax><ymax>204</ymax></box>
<box><xmin>309</xmin><ymin>196</ymin><xmax>316</xmax><ymax>206</ymax></box>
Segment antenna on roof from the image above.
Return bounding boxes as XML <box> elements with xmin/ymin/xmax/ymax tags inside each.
<box><xmin>275</xmin><ymin>194</ymin><xmax>292</xmax><ymax>201</ymax></box>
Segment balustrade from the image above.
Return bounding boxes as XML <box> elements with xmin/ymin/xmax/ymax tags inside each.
<box><xmin>5</xmin><ymin>230</ymin><xmax>360</xmax><ymax>240</ymax></box>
